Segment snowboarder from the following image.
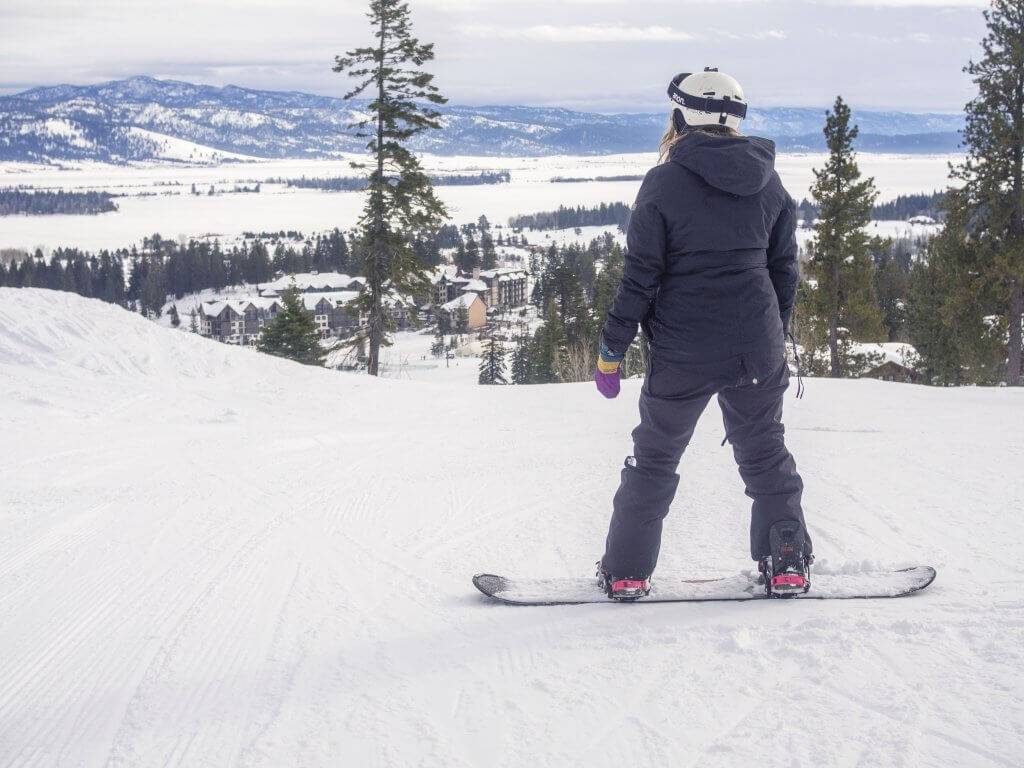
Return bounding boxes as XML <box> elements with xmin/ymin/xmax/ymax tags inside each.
<box><xmin>594</xmin><ymin>68</ymin><xmax>812</xmax><ymax>600</ymax></box>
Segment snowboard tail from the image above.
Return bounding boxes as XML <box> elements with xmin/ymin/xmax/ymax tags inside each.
<box><xmin>473</xmin><ymin>566</ymin><xmax>935</xmax><ymax>606</ymax></box>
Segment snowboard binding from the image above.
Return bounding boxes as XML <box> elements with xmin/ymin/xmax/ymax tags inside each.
<box><xmin>759</xmin><ymin>520</ymin><xmax>813</xmax><ymax>598</ymax></box>
<box><xmin>597</xmin><ymin>563</ymin><xmax>651</xmax><ymax>601</ymax></box>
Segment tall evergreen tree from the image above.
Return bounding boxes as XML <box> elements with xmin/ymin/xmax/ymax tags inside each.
<box><xmin>257</xmin><ymin>286</ymin><xmax>327</xmax><ymax>366</ymax></box>
<box><xmin>333</xmin><ymin>0</ymin><xmax>448</xmax><ymax>376</ymax></box>
<box><xmin>804</xmin><ymin>96</ymin><xmax>885</xmax><ymax>377</ymax></box>
<box><xmin>481</xmin><ymin>232</ymin><xmax>497</xmax><ymax>270</ymax></box>
<box><xmin>464</xmin><ymin>233</ymin><xmax>481</xmax><ymax>273</ymax></box>
<box><xmin>951</xmin><ymin>1</ymin><xmax>1024</xmax><ymax>384</ymax></box>
<box><xmin>907</xmin><ymin>190</ymin><xmax>1006</xmax><ymax>384</ymax></box>
<box><xmin>455</xmin><ymin>304</ymin><xmax>469</xmax><ymax>334</ymax></box>
<box><xmin>871</xmin><ymin>237</ymin><xmax>910</xmax><ymax>342</ymax></box>
<box><xmin>510</xmin><ymin>335</ymin><xmax>533</xmax><ymax>384</ymax></box>
<box><xmin>478</xmin><ymin>328</ymin><xmax>508</xmax><ymax>385</ymax></box>
<box><xmin>591</xmin><ymin>242</ymin><xmax>624</xmax><ymax>338</ymax></box>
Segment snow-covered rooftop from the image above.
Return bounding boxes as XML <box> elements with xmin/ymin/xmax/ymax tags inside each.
<box><xmin>199</xmin><ymin>297</ymin><xmax>282</xmax><ymax>317</ymax></box>
<box><xmin>479</xmin><ymin>267</ymin><xmax>527</xmax><ymax>280</ymax></box>
<box><xmin>440</xmin><ymin>293</ymin><xmax>481</xmax><ymax>311</ymax></box>
<box><xmin>300</xmin><ymin>291</ymin><xmax>360</xmax><ymax>311</ymax></box>
<box><xmin>261</xmin><ymin>272</ymin><xmax>365</xmax><ymax>293</ymax></box>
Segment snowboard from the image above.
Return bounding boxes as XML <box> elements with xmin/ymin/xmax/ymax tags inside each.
<box><xmin>473</xmin><ymin>566</ymin><xmax>935</xmax><ymax>605</ymax></box>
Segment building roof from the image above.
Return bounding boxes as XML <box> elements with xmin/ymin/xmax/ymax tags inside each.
<box><xmin>429</xmin><ymin>265</ymin><xmax>460</xmax><ymax>284</ymax></box>
<box><xmin>261</xmin><ymin>272</ymin><xmax>365</xmax><ymax>294</ymax></box>
<box><xmin>460</xmin><ymin>278</ymin><xmax>488</xmax><ymax>293</ymax></box>
<box><xmin>441</xmin><ymin>293</ymin><xmax>482</xmax><ymax>311</ymax></box>
<box><xmin>479</xmin><ymin>267</ymin><xmax>528</xmax><ymax>280</ymax></box>
<box><xmin>299</xmin><ymin>291</ymin><xmax>360</xmax><ymax>312</ymax></box>
<box><xmin>200</xmin><ymin>296</ymin><xmax>283</xmax><ymax>318</ymax></box>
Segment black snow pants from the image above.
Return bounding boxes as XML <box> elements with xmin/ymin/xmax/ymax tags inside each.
<box><xmin>602</xmin><ymin>355</ymin><xmax>809</xmax><ymax>579</ymax></box>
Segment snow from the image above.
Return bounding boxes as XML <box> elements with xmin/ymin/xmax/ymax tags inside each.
<box><xmin>441</xmin><ymin>292</ymin><xmax>482</xmax><ymax>310</ymax></box>
<box><xmin>261</xmin><ymin>272</ymin><xmax>364</xmax><ymax>294</ymax></box>
<box><xmin>124</xmin><ymin>126</ymin><xmax>260</xmax><ymax>163</ymax></box>
<box><xmin>298</xmin><ymin>291</ymin><xmax>359</xmax><ymax>311</ymax></box>
<box><xmin>1</xmin><ymin>288</ymin><xmax>1023</xmax><ymax>766</ymax></box>
<box><xmin>0</xmin><ymin>153</ymin><xmax>959</xmax><ymax>252</ymax></box>
<box><xmin>849</xmin><ymin>342</ymin><xmax>920</xmax><ymax>369</ymax></box>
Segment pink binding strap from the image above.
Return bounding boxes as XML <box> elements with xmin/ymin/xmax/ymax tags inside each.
<box><xmin>772</xmin><ymin>574</ymin><xmax>806</xmax><ymax>588</ymax></box>
<box><xmin>612</xmin><ymin>579</ymin><xmax>648</xmax><ymax>592</ymax></box>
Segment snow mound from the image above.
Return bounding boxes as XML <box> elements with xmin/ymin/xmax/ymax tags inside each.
<box><xmin>1</xmin><ymin>288</ymin><xmax>1023</xmax><ymax>766</ymax></box>
<box><xmin>0</xmin><ymin>288</ymin><xmax>248</xmax><ymax>379</ymax></box>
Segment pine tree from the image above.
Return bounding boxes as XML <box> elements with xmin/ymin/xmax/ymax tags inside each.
<box><xmin>139</xmin><ymin>258</ymin><xmax>167</xmax><ymax>319</ymax></box>
<box><xmin>907</xmin><ymin>190</ymin><xmax>1006</xmax><ymax>384</ymax></box>
<box><xmin>871</xmin><ymin>237</ymin><xmax>910</xmax><ymax>342</ymax></box>
<box><xmin>531</xmin><ymin>302</ymin><xmax>565</xmax><ymax>383</ymax></box>
<box><xmin>510</xmin><ymin>335</ymin><xmax>533</xmax><ymax>384</ymax></box>
<box><xmin>481</xmin><ymin>232</ymin><xmax>497</xmax><ymax>269</ymax></box>
<box><xmin>189</xmin><ymin>307</ymin><xmax>199</xmax><ymax>333</ymax></box>
<box><xmin>464</xmin><ymin>234</ymin><xmax>481</xmax><ymax>273</ymax></box>
<box><xmin>804</xmin><ymin>96</ymin><xmax>885</xmax><ymax>377</ymax></box>
<box><xmin>333</xmin><ymin>0</ymin><xmax>447</xmax><ymax>376</ymax></box>
<box><xmin>591</xmin><ymin>242</ymin><xmax>624</xmax><ymax>338</ymax></box>
<box><xmin>430</xmin><ymin>322</ymin><xmax>445</xmax><ymax>358</ymax></box>
<box><xmin>258</xmin><ymin>286</ymin><xmax>327</xmax><ymax>366</ymax></box>
<box><xmin>950</xmin><ymin>1</ymin><xmax>1024</xmax><ymax>384</ymax></box>
<box><xmin>169</xmin><ymin>304</ymin><xmax>181</xmax><ymax>328</ymax></box>
<box><xmin>455</xmin><ymin>304</ymin><xmax>469</xmax><ymax>334</ymax></box>
<box><xmin>478</xmin><ymin>328</ymin><xmax>507</xmax><ymax>385</ymax></box>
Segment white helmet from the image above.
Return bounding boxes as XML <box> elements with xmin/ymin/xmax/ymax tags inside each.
<box><xmin>667</xmin><ymin>67</ymin><xmax>747</xmax><ymax>131</ymax></box>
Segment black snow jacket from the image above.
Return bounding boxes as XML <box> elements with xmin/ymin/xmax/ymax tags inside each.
<box><xmin>602</xmin><ymin>131</ymin><xmax>799</xmax><ymax>381</ymax></box>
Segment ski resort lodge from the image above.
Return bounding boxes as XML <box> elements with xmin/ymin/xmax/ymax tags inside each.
<box><xmin>194</xmin><ymin>265</ymin><xmax>528</xmax><ymax>345</ymax></box>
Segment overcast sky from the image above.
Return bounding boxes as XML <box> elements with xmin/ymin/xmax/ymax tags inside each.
<box><xmin>0</xmin><ymin>0</ymin><xmax>990</xmax><ymax>112</ymax></box>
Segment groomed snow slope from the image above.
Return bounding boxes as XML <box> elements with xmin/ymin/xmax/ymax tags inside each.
<box><xmin>1</xmin><ymin>289</ymin><xmax>1022</xmax><ymax>767</ymax></box>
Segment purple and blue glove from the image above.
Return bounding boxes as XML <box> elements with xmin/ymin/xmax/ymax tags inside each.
<box><xmin>594</xmin><ymin>341</ymin><xmax>624</xmax><ymax>399</ymax></box>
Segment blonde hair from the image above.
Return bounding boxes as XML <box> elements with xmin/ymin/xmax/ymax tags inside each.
<box><xmin>658</xmin><ymin>116</ymin><xmax>740</xmax><ymax>163</ymax></box>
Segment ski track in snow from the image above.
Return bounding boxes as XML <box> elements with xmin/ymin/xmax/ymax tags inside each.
<box><xmin>1</xmin><ymin>288</ymin><xmax>1023</xmax><ymax>767</ymax></box>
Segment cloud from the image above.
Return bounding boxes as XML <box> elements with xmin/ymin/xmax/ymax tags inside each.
<box><xmin>822</xmin><ymin>0</ymin><xmax>985</xmax><ymax>5</ymax></box>
<box><xmin>0</xmin><ymin>0</ymin><xmax>986</xmax><ymax>110</ymax></box>
<box><xmin>457</xmin><ymin>24</ymin><xmax>696</xmax><ymax>43</ymax></box>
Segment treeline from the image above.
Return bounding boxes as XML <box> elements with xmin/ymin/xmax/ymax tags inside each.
<box><xmin>797</xmin><ymin>191</ymin><xmax>945</xmax><ymax>224</ymax></box>
<box><xmin>0</xmin><ymin>230</ymin><xmax>356</xmax><ymax>317</ymax></box>
<box><xmin>551</xmin><ymin>175</ymin><xmax>645</xmax><ymax>183</ymax></box>
<box><xmin>125</xmin><ymin>231</ymin><xmax>362</xmax><ymax>316</ymax></box>
<box><xmin>0</xmin><ymin>189</ymin><xmax>118</xmax><ymax>216</ymax></box>
<box><xmin>872</xmin><ymin>192</ymin><xmax>945</xmax><ymax>221</ymax></box>
<box><xmin>800</xmin><ymin>7</ymin><xmax>1024</xmax><ymax>387</ymax></box>
<box><xmin>0</xmin><ymin>249</ymin><xmax>126</xmax><ymax>304</ymax></box>
<box><xmin>507</xmin><ymin>234</ymin><xmax>645</xmax><ymax>384</ymax></box>
<box><xmin>508</xmin><ymin>202</ymin><xmax>631</xmax><ymax>232</ymax></box>
<box><xmin>0</xmin><ymin>221</ymin><xmax>519</xmax><ymax>318</ymax></box>
<box><xmin>272</xmin><ymin>170</ymin><xmax>510</xmax><ymax>191</ymax></box>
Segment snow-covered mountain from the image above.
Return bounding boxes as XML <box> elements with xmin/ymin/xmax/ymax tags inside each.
<box><xmin>0</xmin><ymin>76</ymin><xmax>964</xmax><ymax>164</ymax></box>
<box><xmin>1</xmin><ymin>287</ymin><xmax>1022</xmax><ymax>765</ymax></box>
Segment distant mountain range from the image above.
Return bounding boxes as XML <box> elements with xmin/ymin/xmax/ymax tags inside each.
<box><xmin>0</xmin><ymin>76</ymin><xmax>964</xmax><ymax>164</ymax></box>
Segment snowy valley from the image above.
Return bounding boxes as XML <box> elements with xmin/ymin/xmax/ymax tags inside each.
<box><xmin>0</xmin><ymin>288</ymin><xmax>1021</xmax><ymax>766</ymax></box>
<box><xmin>0</xmin><ymin>151</ymin><xmax>951</xmax><ymax>253</ymax></box>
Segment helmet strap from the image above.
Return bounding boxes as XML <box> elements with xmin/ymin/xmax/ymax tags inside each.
<box><xmin>672</xmin><ymin>108</ymin><xmax>687</xmax><ymax>133</ymax></box>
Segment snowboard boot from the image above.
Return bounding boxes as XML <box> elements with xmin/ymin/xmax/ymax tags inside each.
<box><xmin>759</xmin><ymin>520</ymin><xmax>813</xmax><ymax>598</ymax></box>
<box><xmin>597</xmin><ymin>562</ymin><xmax>651</xmax><ymax>601</ymax></box>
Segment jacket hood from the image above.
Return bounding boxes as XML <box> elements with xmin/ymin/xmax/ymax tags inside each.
<box><xmin>670</xmin><ymin>132</ymin><xmax>776</xmax><ymax>197</ymax></box>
